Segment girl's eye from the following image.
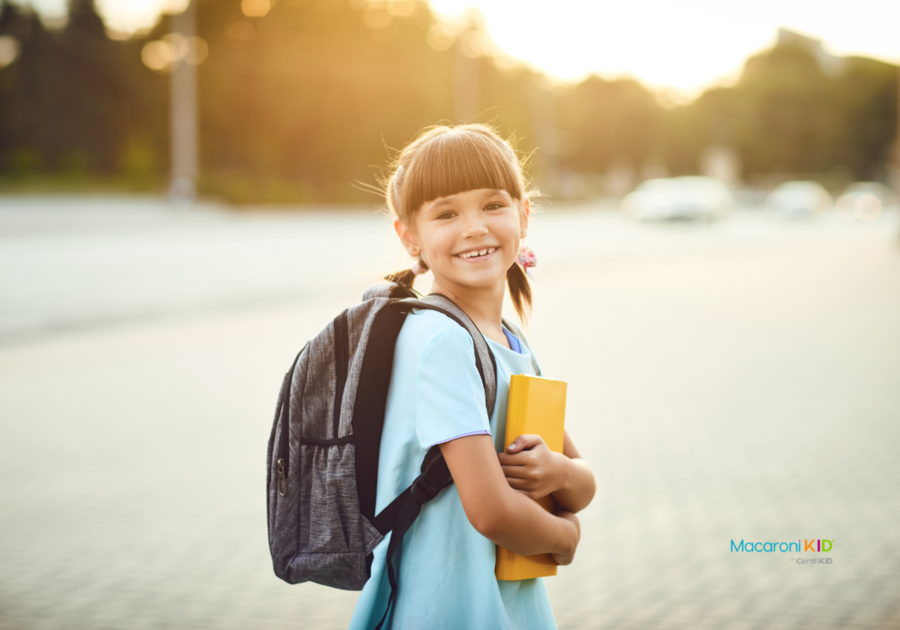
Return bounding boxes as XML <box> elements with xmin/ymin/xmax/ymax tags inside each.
<box><xmin>436</xmin><ymin>203</ymin><xmax>502</xmax><ymax>219</ymax></box>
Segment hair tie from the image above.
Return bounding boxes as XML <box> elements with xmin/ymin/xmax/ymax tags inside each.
<box><xmin>516</xmin><ymin>245</ymin><xmax>536</xmax><ymax>279</ymax></box>
<box><xmin>411</xmin><ymin>258</ymin><xmax>428</xmax><ymax>275</ymax></box>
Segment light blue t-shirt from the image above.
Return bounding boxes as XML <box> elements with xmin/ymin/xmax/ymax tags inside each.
<box><xmin>348</xmin><ymin>308</ymin><xmax>556</xmax><ymax>630</ymax></box>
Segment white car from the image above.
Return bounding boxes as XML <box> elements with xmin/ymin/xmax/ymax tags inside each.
<box><xmin>836</xmin><ymin>182</ymin><xmax>898</xmax><ymax>223</ymax></box>
<box><xmin>621</xmin><ymin>177</ymin><xmax>733</xmax><ymax>221</ymax></box>
<box><xmin>765</xmin><ymin>181</ymin><xmax>833</xmax><ymax>216</ymax></box>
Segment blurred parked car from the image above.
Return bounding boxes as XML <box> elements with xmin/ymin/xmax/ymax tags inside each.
<box><xmin>836</xmin><ymin>182</ymin><xmax>898</xmax><ymax>223</ymax></box>
<box><xmin>622</xmin><ymin>177</ymin><xmax>733</xmax><ymax>221</ymax></box>
<box><xmin>765</xmin><ymin>181</ymin><xmax>833</xmax><ymax>216</ymax></box>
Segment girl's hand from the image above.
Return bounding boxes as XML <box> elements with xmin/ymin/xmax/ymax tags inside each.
<box><xmin>498</xmin><ymin>434</ymin><xmax>570</xmax><ymax>501</ymax></box>
<box><xmin>551</xmin><ymin>509</ymin><xmax>580</xmax><ymax>566</ymax></box>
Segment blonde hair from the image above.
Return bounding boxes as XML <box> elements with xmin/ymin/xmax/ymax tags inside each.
<box><xmin>383</xmin><ymin>123</ymin><xmax>537</xmax><ymax>322</ymax></box>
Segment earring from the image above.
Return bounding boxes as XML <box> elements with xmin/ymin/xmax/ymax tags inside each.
<box><xmin>516</xmin><ymin>244</ymin><xmax>536</xmax><ymax>279</ymax></box>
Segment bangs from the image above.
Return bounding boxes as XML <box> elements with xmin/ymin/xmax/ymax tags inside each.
<box><xmin>401</xmin><ymin>128</ymin><xmax>524</xmax><ymax>217</ymax></box>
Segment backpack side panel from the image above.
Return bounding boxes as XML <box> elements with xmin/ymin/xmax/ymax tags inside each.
<box><xmin>267</xmin><ymin>345</ymin><xmax>305</xmax><ymax>552</ymax></box>
<box><xmin>266</xmin><ymin>366</ymin><xmax>288</xmax><ymax>550</ymax></box>
<box><xmin>267</xmin><ymin>342</ymin><xmax>310</xmax><ymax>582</ymax></box>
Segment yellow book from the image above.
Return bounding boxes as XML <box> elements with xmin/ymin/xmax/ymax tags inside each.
<box><xmin>495</xmin><ymin>374</ymin><xmax>567</xmax><ymax>581</ymax></box>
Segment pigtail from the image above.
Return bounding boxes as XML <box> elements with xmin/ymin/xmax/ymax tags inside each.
<box><xmin>385</xmin><ymin>269</ymin><xmax>418</xmax><ymax>288</ymax></box>
<box><xmin>506</xmin><ymin>262</ymin><xmax>532</xmax><ymax>324</ymax></box>
<box><xmin>386</xmin><ymin>256</ymin><xmax>429</xmax><ymax>289</ymax></box>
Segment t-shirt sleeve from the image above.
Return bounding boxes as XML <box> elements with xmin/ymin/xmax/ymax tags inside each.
<box><xmin>414</xmin><ymin>325</ymin><xmax>492</xmax><ymax>450</ymax></box>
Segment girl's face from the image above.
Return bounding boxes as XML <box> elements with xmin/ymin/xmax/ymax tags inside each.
<box><xmin>396</xmin><ymin>188</ymin><xmax>529</xmax><ymax>294</ymax></box>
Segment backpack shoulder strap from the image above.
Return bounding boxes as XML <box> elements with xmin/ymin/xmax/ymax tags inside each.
<box><xmin>501</xmin><ymin>317</ymin><xmax>542</xmax><ymax>376</ymax></box>
<box><xmin>368</xmin><ymin>443</ymin><xmax>451</xmax><ymax>630</ymax></box>
<box><xmin>390</xmin><ymin>293</ymin><xmax>498</xmax><ymax>419</ymax></box>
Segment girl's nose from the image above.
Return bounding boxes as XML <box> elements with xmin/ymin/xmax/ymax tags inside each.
<box><xmin>461</xmin><ymin>212</ymin><xmax>488</xmax><ymax>237</ymax></box>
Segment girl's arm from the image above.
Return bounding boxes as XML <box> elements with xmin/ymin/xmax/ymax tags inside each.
<box><xmin>440</xmin><ymin>434</ymin><xmax>580</xmax><ymax>561</ymax></box>
<box><xmin>498</xmin><ymin>430</ymin><xmax>596</xmax><ymax>514</ymax></box>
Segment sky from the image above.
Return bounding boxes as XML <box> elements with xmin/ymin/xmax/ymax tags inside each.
<box><xmin>19</xmin><ymin>0</ymin><xmax>900</xmax><ymax>97</ymax></box>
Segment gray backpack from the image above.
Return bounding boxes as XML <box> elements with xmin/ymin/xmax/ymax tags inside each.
<box><xmin>266</xmin><ymin>280</ymin><xmax>539</xmax><ymax>628</ymax></box>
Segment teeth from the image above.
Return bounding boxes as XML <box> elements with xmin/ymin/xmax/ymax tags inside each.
<box><xmin>461</xmin><ymin>247</ymin><xmax>495</xmax><ymax>259</ymax></box>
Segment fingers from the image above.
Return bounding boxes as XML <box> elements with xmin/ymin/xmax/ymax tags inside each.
<box><xmin>497</xmin><ymin>451</ymin><xmax>536</xmax><ymax>466</ymax></box>
<box><xmin>500</xmin><ymin>464</ymin><xmax>527</xmax><ymax>479</ymax></box>
<box><xmin>505</xmin><ymin>434</ymin><xmax>545</xmax><ymax>453</ymax></box>
<box><xmin>501</xmin><ymin>462</ymin><xmax>545</xmax><ymax>481</ymax></box>
<box><xmin>551</xmin><ymin>552</ymin><xmax>575</xmax><ymax>566</ymax></box>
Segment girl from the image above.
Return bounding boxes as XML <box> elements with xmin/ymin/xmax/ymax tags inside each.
<box><xmin>349</xmin><ymin>124</ymin><xmax>596</xmax><ymax>630</ymax></box>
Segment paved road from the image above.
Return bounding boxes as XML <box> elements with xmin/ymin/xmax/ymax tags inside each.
<box><xmin>1</xmin><ymin>197</ymin><xmax>899</xmax><ymax>629</ymax></box>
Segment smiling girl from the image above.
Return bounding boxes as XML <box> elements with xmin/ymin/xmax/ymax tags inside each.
<box><xmin>348</xmin><ymin>124</ymin><xmax>596</xmax><ymax>630</ymax></box>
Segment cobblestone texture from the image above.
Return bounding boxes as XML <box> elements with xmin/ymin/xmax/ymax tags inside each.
<box><xmin>1</xmin><ymin>198</ymin><xmax>898</xmax><ymax>629</ymax></box>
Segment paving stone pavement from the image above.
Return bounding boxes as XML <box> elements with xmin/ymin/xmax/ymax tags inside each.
<box><xmin>1</xmin><ymin>198</ymin><xmax>899</xmax><ymax>630</ymax></box>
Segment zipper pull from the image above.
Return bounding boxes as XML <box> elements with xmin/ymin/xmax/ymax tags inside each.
<box><xmin>277</xmin><ymin>459</ymin><xmax>287</xmax><ymax>497</ymax></box>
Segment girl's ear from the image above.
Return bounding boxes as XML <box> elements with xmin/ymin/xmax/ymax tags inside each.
<box><xmin>394</xmin><ymin>218</ymin><xmax>421</xmax><ymax>256</ymax></box>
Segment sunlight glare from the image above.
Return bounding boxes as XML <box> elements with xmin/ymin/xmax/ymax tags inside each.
<box><xmin>0</xmin><ymin>36</ymin><xmax>20</xmax><ymax>68</ymax></box>
<box><xmin>242</xmin><ymin>0</ymin><xmax>273</xmax><ymax>18</ymax></box>
<box><xmin>855</xmin><ymin>195</ymin><xmax>882</xmax><ymax>223</ymax></box>
<box><xmin>427</xmin><ymin>0</ymin><xmax>900</xmax><ymax>94</ymax></box>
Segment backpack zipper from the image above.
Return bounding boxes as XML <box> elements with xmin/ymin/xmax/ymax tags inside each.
<box><xmin>333</xmin><ymin>309</ymin><xmax>350</xmax><ymax>440</ymax></box>
<box><xmin>277</xmin><ymin>459</ymin><xmax>286</xmax><ymax>496</ymax></box>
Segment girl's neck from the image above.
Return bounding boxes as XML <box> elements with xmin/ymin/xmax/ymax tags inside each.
<box><xmin>429</xmin><ymin>276</ymin><xmax>507</xmax><ymax>340</ymax></box>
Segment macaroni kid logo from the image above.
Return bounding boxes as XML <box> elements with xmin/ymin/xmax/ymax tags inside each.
<box><xmin>731</xmin><ymin>539</ymin><xmax>835</xmax><ymax>564</ymax></box>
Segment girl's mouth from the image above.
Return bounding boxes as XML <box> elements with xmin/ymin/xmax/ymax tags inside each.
<box><xmin>456</xmin><ymin>246</ymin><xmax>499</xmax><ymax>261</ymax></box>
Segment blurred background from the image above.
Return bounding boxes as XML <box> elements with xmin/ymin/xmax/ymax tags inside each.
<box><xmin>1</xmin><ymin>0</ymin><xmax>898</xmax><ymax>203</ymax></box>
<box><xmin>1</xmin><ymin>1</ymin><xmax>899</xmax><ymax>629</ymax></box>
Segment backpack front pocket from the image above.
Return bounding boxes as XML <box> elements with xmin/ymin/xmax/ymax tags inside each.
<box><xmin>299</xmin><ymin>441</ymin><xmax>362</xmax><ymax>555</ymax></box>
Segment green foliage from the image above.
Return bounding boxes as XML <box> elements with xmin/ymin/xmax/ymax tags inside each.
<box><xmin>59</xmin><ymin>150</ymin><xmax>95</xmax><ymax>180</ymax></box>
<box><xmin>557</xmin><ymin>76</ymin><xmax>663</xmax><ymax>174</ymax></box>
<box><xmin>665</xmin><ymin>44</ymin><xmax>898</xmax><ymax>182</ymax></box>
<box><xmin>120</xmin><ymin>136</ymin><xmax>159</xmax><ymax>180</ymax></box>
<box><xmin>4</xmin><ymin>146</ymin><xmax>42</xmax><ymax>175</ymax></box>
<box><xmin>0</xmin><ymin>0</ymin><xmax>163</xmax><ymax>179</ymax></box>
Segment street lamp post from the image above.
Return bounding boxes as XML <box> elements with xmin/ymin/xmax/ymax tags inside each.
<box><xmin>894</xmin><ymin>63</ymin><xmax>900</xmax><ymax>241</ymax></box>
<box><xmin>168</xmin><ymin>0</ymin><xmax>198</xmax><ymax>205</ymax></box>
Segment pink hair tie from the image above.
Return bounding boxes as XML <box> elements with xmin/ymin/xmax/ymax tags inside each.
<box><xmin>411</xmin><ymin>258</ymin><xmax>428</xmax><ymax>275</ymax></box>
<box><xmin>516</xmin><ymin>245</ymin><xmax>536</xmax><ymax>279</ymax></box>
